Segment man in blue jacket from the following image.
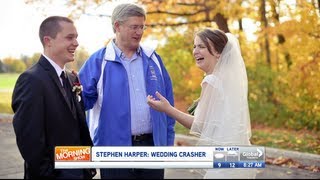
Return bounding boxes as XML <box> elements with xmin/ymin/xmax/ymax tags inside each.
<box><xmin>79</xmin><ymin>3</ymin><xmax>175</xmax><ymax>179</ymax></box>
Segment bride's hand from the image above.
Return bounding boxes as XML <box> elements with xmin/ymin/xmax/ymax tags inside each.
<box><xmin>147</xmin><ymin>91</ymin><xmax>171</xmax><ymax>113</ymax></box>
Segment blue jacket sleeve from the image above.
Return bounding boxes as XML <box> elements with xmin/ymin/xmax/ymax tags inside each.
<box><xmin>155</xmin><ymin>53</ymin><xmax>176</xmax><ymax>146</ymax></box>
<box><xmin>79</xmin><ymin>48</ymin><xmax>106</xmax><ymax>111</ymax></box>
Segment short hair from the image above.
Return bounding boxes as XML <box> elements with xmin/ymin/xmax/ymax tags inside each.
<box><xmin>39</xmin><ymin>16</ymin><xmax>74</xmax><ymax>47</ymax></box>
<box><xmin>195</xmin><ymin>29</ymin><xmax>228</xmax><ymax>55</ymax></box>
<box><xmin>111</xmin><ymin>3</ymin><xmax>146</xmax><ymax>33</ymax></box>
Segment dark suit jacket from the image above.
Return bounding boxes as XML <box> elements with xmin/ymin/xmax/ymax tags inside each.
<box><xmin>12</xmin><ymin>55</ymin><xmax>95</xmax><ymax>179</ymax></box>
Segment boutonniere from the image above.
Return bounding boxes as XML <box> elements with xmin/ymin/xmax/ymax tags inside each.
<box><xmin>72</xmin><ymin>82</ymin><xmax>83</xmax><ymax>102</ymax></box>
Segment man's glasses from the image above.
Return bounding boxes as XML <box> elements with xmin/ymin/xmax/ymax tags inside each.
<box><xmin>126</xmin><ymin>25</ymin><xmax>147</xmax><ymax>31</ymax></box>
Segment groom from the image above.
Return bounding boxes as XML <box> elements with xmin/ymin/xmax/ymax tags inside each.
<box><xmin>11</xmin><ymin>16</ymin><xmax>95</xmax><ymax>179</ymax></box>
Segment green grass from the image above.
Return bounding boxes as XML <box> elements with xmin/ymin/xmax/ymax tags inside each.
<box><xmin>174</xmin><ymin>122</ymin><xmax>190</xmax><ymax>135</ymax></box>
<box><xmin>250</xmin><ymin>127</ymin><xmax>320</xmax><ymax>154</ymax></box>
<box><xmin>0</xmin><ymin>73</ymin><xmax>19</xmax><ymax>90</ymax></box>
<box><xmin>0</xmin><ymin>91</ymin><xmax>13</xmax><ymax>114</ymax></box>
<box><xmin>0</xmin><ymin>73</ymin><xmax>19</xmax><ymax>114</ymax></box>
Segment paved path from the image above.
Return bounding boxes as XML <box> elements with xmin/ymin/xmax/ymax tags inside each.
<box><xmin>0</xmin><ymin>119</ymin><xmax>319</xmax><ymax>179</ymax></box>
<box><xmin>0</xmin><ymin>122</ymin><xmax>24</xmax><ymax>178</ymax></box>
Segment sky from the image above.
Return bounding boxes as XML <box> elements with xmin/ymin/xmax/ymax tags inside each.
<box><xmin>0</xmin><ymin>0</ymin><xmax>132</xmax><ymax>59</ymax></box>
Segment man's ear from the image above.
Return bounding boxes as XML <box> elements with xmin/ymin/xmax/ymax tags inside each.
<box><xmin>114</xmin><ymin>21</ymin><xmax>121</xmax><ymax>32</ymax></box>
<box><xmin>43</xmin><ymin>36</ymin><xmax>51</xmax><ymax>47</ymax></box>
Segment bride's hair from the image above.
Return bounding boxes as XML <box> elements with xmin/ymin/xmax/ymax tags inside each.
<box><xmin>195</xmin><ymin>29</ymin><xmax>228</xmax><ymax>55</ymax></box>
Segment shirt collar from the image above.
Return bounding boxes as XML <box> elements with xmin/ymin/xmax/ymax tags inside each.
<box><xmin>42</xmin><ymin>53</ymin><xmax>65</xmax><ymax>77</ymax></box>
<box><xmin>111</xmin><ymin>39</ymin><xmax>141</xmax><ymax>60</ymax></box>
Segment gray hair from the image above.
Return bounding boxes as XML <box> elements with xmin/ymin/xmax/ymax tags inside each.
<box><xmin>111</xmin><ymin>3</ymin><xmax>146</xmax><ymax>33</ymax></box>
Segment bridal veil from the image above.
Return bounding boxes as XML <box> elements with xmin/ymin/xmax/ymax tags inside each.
<box><xmin>190</xmin><ymin>32</ymin><xmax>256</xmax><ymax>179</ymax></box>
<box><xmin>190</xmin><ymin>32</ymin><xmax>252</xmax><ymax>146</ymax></box>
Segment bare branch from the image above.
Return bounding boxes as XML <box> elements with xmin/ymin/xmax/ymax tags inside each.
<box><xmin>147</xmin><ymin>19</ymin><xmax>214</xmax><ymax>27</ymax></box>
<box><xmin>84</xmin><ymin>13</ymin><xmax>111</xmax><ymax>18</ymax></box>
<box><xmin>176</xmin><ymin>0</ymin><xmax>206</xmax><ymax>6</ymax></box>
<box><xmin>147</xmin><ymin>9</ymin><xmax>208</xmax><ymax>16</ymax></box>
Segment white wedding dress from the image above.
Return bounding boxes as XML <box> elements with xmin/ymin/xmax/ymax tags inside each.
<box><xmin>190</xmin><ymin>33</ymin><xmax>257</xmax><ymax>179</ymax></box>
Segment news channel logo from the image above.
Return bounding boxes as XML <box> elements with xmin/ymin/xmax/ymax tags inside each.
<box><xmin>240</xmin><ymin>146</ymin><xmax>265</xmax><ymax>161</ymax></box>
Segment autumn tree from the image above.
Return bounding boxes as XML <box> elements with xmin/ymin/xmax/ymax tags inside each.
<box><xmin>2</xmin><ymin>57</ymin><xmax>26</xmax><ymax>73</ymax></box>
<box><xmin>24</xmin><ymin>0</ymin><xmax>320</xmax><ymax>131</ymax></box>
<box><xmin>23</xmin><ymin>53</ymin><xmax>41</xmax><ymax>68</ymax></box>
<box><xmin>0</xmin><ymin>60</ymin><xmax>8</xmax><ymax>73</ymax></box>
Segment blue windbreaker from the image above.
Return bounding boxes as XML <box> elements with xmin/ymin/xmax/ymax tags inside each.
<box><xmin>79</xmin><ymin>42</ymin><xmax>175</xmax><ymax>146</ymax></box>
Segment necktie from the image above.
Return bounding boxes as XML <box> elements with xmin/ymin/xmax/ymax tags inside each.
<box><xmin>60</xmin><ymin>71</ymin><xmax>73</xmax><ymax>105</ymax></box>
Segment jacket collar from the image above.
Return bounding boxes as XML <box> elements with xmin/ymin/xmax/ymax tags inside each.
<box><xmin>104</xmin><ymin>39</ymin><xmax>155</xmax><ymax>61</ymax></box>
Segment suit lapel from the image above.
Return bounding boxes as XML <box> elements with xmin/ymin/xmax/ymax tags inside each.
<box><xmin>38</xmin><ymin>56</ymin><xmax>76</xmax><ymax>118</ymax></box>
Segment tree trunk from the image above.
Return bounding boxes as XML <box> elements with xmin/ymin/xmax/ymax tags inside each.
<box><xmin>261</xmin><ymin>0</ymin><xmax>271</xmax><ymax>66</ymax></box>
<box><xmin>238</xmin><ymin>18</ymin><xmax>243</xmax><ymax>31</ymax></box>
<box><xmin>214</xmin><ymin>13</ymin><xmax>230</xmax><ymax>33</ymax></box>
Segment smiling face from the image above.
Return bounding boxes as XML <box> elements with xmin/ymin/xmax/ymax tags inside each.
<box><xmin>44</xmin><ymin>21</ymin><xmax>78</xmax><ymax>68</ymax></box>
<box><xmin>115</xmin><ymin>16</ymin><xmax>145</xmax><ymax>52</ymax></box>
<box><xmin>193</xmin><ymin>35</ymin><xmax>219</xmax><ymax>74</ymax></box>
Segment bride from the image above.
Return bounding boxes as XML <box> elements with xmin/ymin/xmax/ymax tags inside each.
<box><xmin>147</xmin><ymin>28</ymin><xmax>256</xmax><ymax>179</ymax></box>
